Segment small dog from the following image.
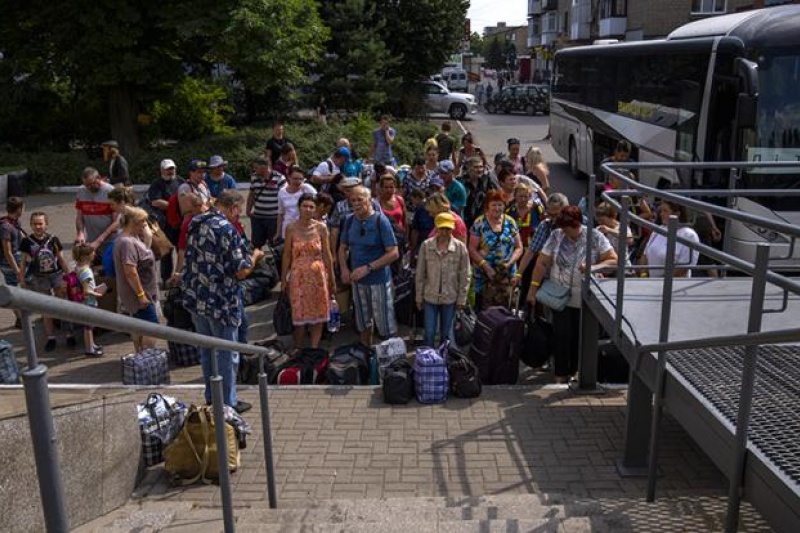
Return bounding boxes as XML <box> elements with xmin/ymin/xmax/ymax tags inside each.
<box><xmin>481</xmin><ymin>262</ymin><xmax>514</xmax><ymax>309</ymax></box>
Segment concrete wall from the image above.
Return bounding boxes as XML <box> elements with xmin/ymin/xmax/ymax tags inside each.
<box><xmin>0</xmin><ymin>393</ymin><xmax>140</xmax><ymax>532</ymax></box>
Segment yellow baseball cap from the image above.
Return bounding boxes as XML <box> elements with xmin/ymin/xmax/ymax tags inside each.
<box><xmin>435</xmin><ymin>212</ymin><xmax>456</xmax><ymax>230</ymax></box>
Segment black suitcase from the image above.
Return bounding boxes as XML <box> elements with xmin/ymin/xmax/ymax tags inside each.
<box><xmin>520</xmin><ymin>317</ymin><xmax>552</xmax><ymax>369</ymax></box>
<box><xmin>598</xmin><ymin>341</ymin><xmax>630</xmax><ymax>384</ymax></box>
<box><xmin>468</xmin><ymin>306</ymin><xmax>525</xmax><ymax>385</ymax></box>
<box><xmin>393</xmin><ymin>268</ymin><xmax>423</xmax><ymax>327</ymax></box>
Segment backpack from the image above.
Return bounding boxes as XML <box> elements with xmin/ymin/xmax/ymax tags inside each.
<box><xmin>413</xmin><ymin>346</ymin><xmax>449</xmax><ymax>404</ymax></box>
<box><xmin>63</xmin><ymin>271</ymin><xmax>85</xmax><ymax>303</ymax></box>
<box><xmin>165</xmin><ymin>192</ymin><xmax>183</xmax><ymax>229</ymax></box>
<box><xmin>448</xmin><ymin>347</ymin><xmax>482</xmax><ymax>399</ymax></box>
<box><xmin>28</xmin><ymin>236</ymin><xmax>58</xmax><ymax>276</ymax></box>
<box><xmin>326</xmin><ymin>343</ymin><xmax>370</xmax><ymax>385</ymax></box>
<box><xmin>383</xmin><ymin>358</ymin><xmax>414</xmax><ymax>404</ymax></box>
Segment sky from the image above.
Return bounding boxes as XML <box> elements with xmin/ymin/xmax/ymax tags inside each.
<box><xmin>468</xmin><ymin>0</ymin><xmax>528</xmax><ymax>36</ymax></box>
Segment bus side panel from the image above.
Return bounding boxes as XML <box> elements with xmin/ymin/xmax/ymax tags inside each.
<box><xmin>550</xmin><ymin>100</ymin><xmax>574</xmax><ymax>163</ymax></box>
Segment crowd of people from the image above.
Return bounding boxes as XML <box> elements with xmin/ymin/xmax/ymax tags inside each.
<box><xmin>0</xmin><ymin>122</ymin><xmax>714</xmax><ymax>405</ymax></box>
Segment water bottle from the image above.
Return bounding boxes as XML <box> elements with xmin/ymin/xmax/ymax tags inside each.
<box><xmin>328</xmin><ymin>298</ymin><xmax>340</xmax><ymax>333</ymax></box>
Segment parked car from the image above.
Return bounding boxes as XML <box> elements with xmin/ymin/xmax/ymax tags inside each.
<box><xmin>442</xmin><ymin>70</ymin><xmax>468</xmax><ymax>92</ymax></box>
<box><xmin>484</xmin><ymin>84</ymin><xmax>549</xmax><ymax>116</ymax></box>
<box><xmin>422</xmin><ymin>81</ymin><xmax>477</xmax><ymax>119</ymax></box>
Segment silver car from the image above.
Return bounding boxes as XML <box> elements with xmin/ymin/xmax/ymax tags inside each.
<box><xmin>422</xmin><ymin>81</ymin><xmax>477</xmax><ymax>120</ymax></box>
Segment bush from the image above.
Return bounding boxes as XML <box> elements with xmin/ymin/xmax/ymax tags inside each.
<box><xmin>0</xmin><ymin>118</ymin><xmax>440</xmax><ymax>192</ymax></box>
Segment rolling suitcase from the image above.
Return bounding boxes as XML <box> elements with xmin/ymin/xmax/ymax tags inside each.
<box><xmin>122</xmin><ymin>349</ymin><xmax>171</xmax><ymax>385</ymax></box>
<box><xmin>468</xmin><ymin>306</ymin><xmax>525</xmax><ymax>385</ymax></box>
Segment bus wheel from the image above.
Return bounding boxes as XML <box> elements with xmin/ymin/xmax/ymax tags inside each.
<box><xmin>526</xmin><ymin>104</ymin><xmax>537</xmax><ymax>116</ymax></box>
<box><xmin>569</xmin><ymin>138</ymin><xmax>580</xmax><ymax>177</ymax></box>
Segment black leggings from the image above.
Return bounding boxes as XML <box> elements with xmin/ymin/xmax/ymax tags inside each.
<box><xmin>552</xmin><ymin>306</ymin><xmax>581</xmax><ymax>378</ymax></box>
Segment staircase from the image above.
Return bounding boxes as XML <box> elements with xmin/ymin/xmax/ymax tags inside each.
<box><xmin>79</xmin><ymin>492</ymin><xmax>773</xmax><ymax>532</ymax></box>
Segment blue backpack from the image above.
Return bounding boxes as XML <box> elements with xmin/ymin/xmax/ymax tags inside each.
<box><xmin>413</xmin><ymin>346</ymin><xmax>448</xmax><ymax>404</ymax></box>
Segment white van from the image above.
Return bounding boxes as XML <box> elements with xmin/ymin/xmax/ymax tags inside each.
<box><xmin>442</xmin><ymin>70</ymin><xmax>468</xmax><ymax>92</ymax></box>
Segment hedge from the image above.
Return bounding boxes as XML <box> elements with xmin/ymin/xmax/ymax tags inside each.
<box><xmin>0</xmin><ymin>116</ymin><xmax>441</xmax><ymax>192</ymax></box>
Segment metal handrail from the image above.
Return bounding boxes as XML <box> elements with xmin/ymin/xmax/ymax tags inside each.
<box><xmin>0</xmin><ymin>285</ymin><xmax>279</xmax><ymax>532</ymax></box>
<box><xmin>582</xmin><ymin>161</ymin><xmax>800</xmax><ymax>533</ymax></box>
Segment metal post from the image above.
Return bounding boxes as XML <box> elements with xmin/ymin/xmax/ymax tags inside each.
<box><xmin>20</xmin><ymin>311</ymin><xmax>69</xmax><ymax>532</ymax></box>
<box><xmin>614</xmin><ymin>196</ymin><xmax>631</xmax><ymax>341</ymax></box>
<box><xmin>646</xmin><ymin>215</ymin><xmax>679</xmax><ymax>502</ymax></box>
<box><xmin>576</xmin><ymin>175</ymin><xmax>597</xmax><ymax>388</ymax></box>
<box><xmin>258</xmin><ymin>354</ymin><xmax>278</xmax><ymax>509</ymax></box>
<box><xmin>725</xmin><ymin>244</ymin><xmax>769</xmax><ymax>532</ymax></box>
<box><xmin>210</xmin><ymin>348</ymin><xmax>235</xmax><ymax>532</ymax></box>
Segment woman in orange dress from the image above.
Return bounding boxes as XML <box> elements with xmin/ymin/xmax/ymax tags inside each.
<box><xmin>281</xmin><ymin>193</ymin><xmax>336</xmax><ymax>348</ymax></box>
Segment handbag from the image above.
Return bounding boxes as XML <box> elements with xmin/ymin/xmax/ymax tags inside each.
<box><xmin>163</xmin><ymin>404</ymin><xmax>240</xmax><ymax>485</ymax></box>
<box><xmin>148</xmin><ymin>220</ymin><xmax>174</xmax><ymax>260</ymax></box>
<box><xmin>273</xmin><ymin>291</ymin><xmax>294</xmax><ymax>336</ymax></box>
<box><xmin>535</xmin><ymin>279</ymin><xmax>571</xmax><ymax>311</ymax></box>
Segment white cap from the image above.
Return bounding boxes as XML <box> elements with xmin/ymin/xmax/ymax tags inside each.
<box><xmin>160</xmin><ymin>159</ymin><xmax>176</xmax><ymax>170</ymax></box>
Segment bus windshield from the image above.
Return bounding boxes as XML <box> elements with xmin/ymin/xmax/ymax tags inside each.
<box><xmin>744</xmin><ymin>51</ymin><xmax>800</xmax><ymax>208</ymax></box>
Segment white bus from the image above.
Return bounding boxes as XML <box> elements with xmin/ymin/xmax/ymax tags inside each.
<box><xmin>550</xmin><ymin>5</ymin><xmax>800</xmax><ymax>266</ymax></box>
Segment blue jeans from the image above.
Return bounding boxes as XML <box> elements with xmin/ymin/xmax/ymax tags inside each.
<box><xmin>190</xmin><ymin>312</ymin><xmax>240</xmax><ymax>407</ymax></box>
<box><xmin>423</xmin><ymin>302</ymin><xmax>456</xmax><ymax>348</ymax></box>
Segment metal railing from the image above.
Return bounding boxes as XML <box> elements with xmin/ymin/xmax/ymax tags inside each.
<box><xmin>0</xmin><ymin>285</ymin><xmax>279</xmax><ymax>533</ymax></box>
<box><xmin>583</xmin><ymin>160</ymin><xmax>800</xmax><ymax>533</ymax></box>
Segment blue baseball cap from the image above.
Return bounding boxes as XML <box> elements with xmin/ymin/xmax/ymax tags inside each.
<box><xmin>335</xmin><ymin>147</ymin><xmax>351</xmax><ymax>159</ymax></box>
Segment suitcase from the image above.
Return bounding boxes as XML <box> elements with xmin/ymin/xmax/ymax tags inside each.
<box><xmin>275</xmin><ymin>348</ymin><xmax>329</xmax><ymax>385</ymax></box>
<box><xmin>122</xmin><ymin>349</ymin><xmax>171</xmax><ymax>385</ymax></box>
<box><xmin>598</xmin><ymin>341</ymin><xmax>630</xmax><ymax>384</ymax></box>
<box><xmin>468</xmin><ymin>306</ymin><xmax>525</xmax><ymax>385</ymax></box>
<box><xmin>393</xmin><ymin>268</ymin><xmax>423</xmax><ymax>327</ymax></box>
<box><xmin>168</xmin><ymin>341</ymin><xmax>200</xmax><ymax>367</ymax></box>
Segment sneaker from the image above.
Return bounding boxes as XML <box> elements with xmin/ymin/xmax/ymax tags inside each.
<box><xmin>44</xmin><ymin>338</ymin><xmax>57</xmax><ymax>352</ymax></box>
<box><xmin>233</xmin><ymin>401</ymin><xmax>252</xmax><ymax>414</ymax></box>
<box><xmin>92</xmin><ymin>344</ymin><xmax>104</xmax><ymax>356</ymax></box>
<box><xmin>84</xmin><ymin>349</ymin><xmax>103</xmax><ymax>358</ymax></box>
<box><xmin>66</xmin><ymin>336</ymin><xmax>77</xmax><ymax>348</ymax></box>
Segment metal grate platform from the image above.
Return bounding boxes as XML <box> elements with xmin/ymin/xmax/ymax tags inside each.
<box><xmin>669</xmin><ymin>344</ymin><xmax>800</xmax><ymax>486</ymax></box>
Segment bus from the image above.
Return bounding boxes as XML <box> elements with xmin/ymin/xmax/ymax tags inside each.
<box><xmin>550</xmin><ymin>5</ymin><xmax>800</xmax><ymax>266</ymax></box>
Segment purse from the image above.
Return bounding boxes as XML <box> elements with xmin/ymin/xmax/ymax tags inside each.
<box><xmin>536</xmin><ymin>279</ymin><xmax>571</xmax><ymax>311</ymax></box>
<box><xmin>148</xmin><ymin>220</ymin><xmax>174</xmax><ymax>260</ymax></box>
<box><xmin>273</xmin><ymin>291</ymin><xmax>294</xmax><ymax>336</ymax></box>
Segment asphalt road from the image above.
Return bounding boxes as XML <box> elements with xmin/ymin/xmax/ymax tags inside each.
<box><xmin>432</xmin><ymin>110</ymin><xmax>588</xmax><ymax>205</ymax></box>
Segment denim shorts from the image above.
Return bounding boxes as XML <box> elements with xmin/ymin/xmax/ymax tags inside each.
<box><xmin>28</xmin><ymin>272</ymin><xmax>65</xmax><ymax>293</ymax></box>
<box><xmin>0</xmin><ymin>266</ymin><xmax>19</xmax><ymax>286</ymax></box>
<box><xmin>132</xmin><ymin>302</ymin><xmax>159</xmax><ymax>324</ymax></box>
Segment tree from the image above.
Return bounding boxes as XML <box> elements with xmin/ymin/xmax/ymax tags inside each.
<box><xmin>0</xmin><ymin>0</ymin><xmax>328</xmax><ymax>151</ymax></box>
<box><xmin>484</xmin><ymin>37</ymin><xmax>506</xmax><ymax>70</ymax></box>
<box><xmin>315</xmin><ymin>0</ymin><xmax>399</xmax><ymax>113</ymax></box>
<box><xmin>377</xmin><ymin>0</ymin><xmax>469</xmax><ymax>114</ymax></box>
<box><xmin>469</xmin><ymin>32</ymin><xmax>485</xmax><ymax>57</ymax></box>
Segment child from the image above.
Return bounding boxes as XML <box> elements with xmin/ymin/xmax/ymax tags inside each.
<box><xmin>72</xmin><ymin>243</ymin><xmax>107</xmax><ymax>357</ymax></box>
<box><xmin>19</xmin><ymin>212</ymin><xmax>75</xmax><ymax>351</ymax></box>
<box><xmin>0</xmin><ymin>196</ymin><xmax>25</xmax><ymax>327</ymax></box>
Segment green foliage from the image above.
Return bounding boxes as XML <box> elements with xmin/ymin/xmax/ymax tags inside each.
<box><xmin>0</xmin><ymin>119</ymin><xmax>439</xmax><ymax>192</ymax></box>
<box><xmin>469</xmin><ymin>32</ymin><xmax>485</xmax><ymax>57</ymax></box>
<box><xmin>148</xmin><ymin>78</ymin><xmax>234</xmax><ymax>141</ymax></box>
<box><xmin>485</xmin><ymin>37</ymin><xmax>506</xmax><ymax>70</ymax></box>
<box><xmin>316</xmin><ymin>0</ymin><xmax>399</xmax><ymax>113</ymax></box>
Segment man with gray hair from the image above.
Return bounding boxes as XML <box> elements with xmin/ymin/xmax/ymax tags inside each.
<box><xmin>75</xmin><ymin>166</ymin><xmax>118</xmax><ymax>261</ymax></box>
<box><xmin>182</xmin><ymin>189</ymin><xmax>253</xmax><ymax>413</ymax></box>
<box><xmin>515</xmin><ymin>192</ymin><xmax>569</xmax><ymax>281</ymax></box>
<box><xmin>338</xmin><ymin>186</ymin><xmax>399</xmax><ymax>345</ymax></box>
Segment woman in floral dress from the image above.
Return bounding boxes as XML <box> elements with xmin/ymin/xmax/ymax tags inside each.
<box><xmin>281</xmin><ymin>193</ymin><xmax>336</xmax><ymax>348</ymax></box>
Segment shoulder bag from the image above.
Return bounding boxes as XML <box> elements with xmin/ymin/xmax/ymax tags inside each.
<box><xmin>273</xmin><ymin>291</ymin><xmax>293</xmax><ymax>336</ymax></box>
<box><xmin>148</xmin><ymin>219</ymin><xmax>174</xmax><ymax>260</ymax></box>
<box><xmin>536</xmin><ymin>234</ymin><xmax>580</xmax><ymax>312</ymax></box>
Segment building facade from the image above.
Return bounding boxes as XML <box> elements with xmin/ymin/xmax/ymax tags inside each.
<box><xmin>526</xmin><ymin>0</ymin><xmax>800</xmax><ymax>81</ymax></box>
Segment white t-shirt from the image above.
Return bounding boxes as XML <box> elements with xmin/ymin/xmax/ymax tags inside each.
<box><xmin>644</xmin><ymin>226</ymin><xmax>700</xmax><ymax>278</ymax></box>
<box><xmin>277</xmin><ymin>183</ymin><xmax>317</xmax><ymax>238</ymax></box>
<box><xmin>542</xmin><ymin>226</ymin><xmax>613</xmax><ymax>308</ymax></box>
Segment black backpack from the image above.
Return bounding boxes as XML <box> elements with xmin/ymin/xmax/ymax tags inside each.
<box><xmin>382</xmin><ymin>358</ymin><xmax>414</xmax><ymax>404</ymax></box>
<box><xmin>327</xmin><ymin>343</ymin><xmax>370</xmax><ymax>385</ymax></box>
<box><xmin>238</xmin><ymin>339</ymin><xmax>290</xmax><ymax>385</ymax></box>
<box><xmin>448</xmin><ymin>348</ymin><xmax>482</xmax><ymax>399</ymax></box>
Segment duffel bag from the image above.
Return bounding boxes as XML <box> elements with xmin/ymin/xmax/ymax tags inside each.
<box><xmin>122</xmin><ymin>349</ymin><xmax>170</xmax><ymax>385</ymax></box>
<box><xmin>238</xmin><ymin>339</ymin><xmax>291</xmax><ymax>385</ymax></box>
<box><xmin>520</xmin><ymin>317</ymin><xmax>553</xmax><ymax>369</ymax></box>
<box><xmin>164</xmin><ymin>405</ymin><xmax>239</xmax><ymax>484</ymax></box>
<box><xmin>448</xmin><ymin>347</ymin><xmax>482</xmax><ymax>399</ymax></box>
<box><xmin>276</xmin><ymin>347</ymin><xmax>329</xmax><ymax>385</ymax></box>
<box><xmin>137</xmin><ymin>393</ymin><xmax>188</xmax><ymax>466</ymax></box>
<box><xmin>453</xmin><ymin>306</ymin><xmax>476</xmax><ymax>348</ymax></box>
<box><xmin>414</xmin><ymin>346</ymin><xmax>448</xmax><ymax>404</ymax></box>
<box><xmin>327</xmin><ymin>343</ymin><xmax>370</xmax><ymax>385</ymax></box>
<box><xmin>383</xmin><ymin>358</ymin><xmax>414</xmax><ymax>405</ymax></box>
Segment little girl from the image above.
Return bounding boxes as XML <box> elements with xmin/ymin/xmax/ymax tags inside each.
<box><xmin>72</xmin><ymin>244</ymin><xmax>107</xmax><ymax>357</ymax></box>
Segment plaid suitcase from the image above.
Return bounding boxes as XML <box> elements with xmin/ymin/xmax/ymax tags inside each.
<box><xmin>122</xmin><ymin>349</ymin><xmax>171</xmax><ymax>385</ymax></box>
<box><xmin>168</xmin><ymin>341</ymin><xmax>200</xmax><ymax>367</ymax></box>
<box><xmin>0</xmin><ymin>340</ymin><xmax>19</xmax><ymax>384</ymax></box>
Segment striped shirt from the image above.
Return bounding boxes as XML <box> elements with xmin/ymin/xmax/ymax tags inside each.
<box><xmin>250</xmin><ymin>171</ymin><xmax>286</xmax><ymax>218</ymax></box>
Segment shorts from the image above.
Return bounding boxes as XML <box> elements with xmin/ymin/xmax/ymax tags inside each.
<box><xmin>28</xmin><ymin>272</ymin><xmax>65</xmax><ymax>293</ymax></box>
<box><xmin>352</xmin><ymin>280</ymin><xmax>397</xmax><ymax>337</ymax></box>
<box><xmin>0</xmin><ymin>265</ymin><xmax>19</xmax><ymax>286</ymax></box>
<box><xmin>132</xmin><ymin>302</ymin><xmax>160</xmax><ymax>325</ymax></box>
